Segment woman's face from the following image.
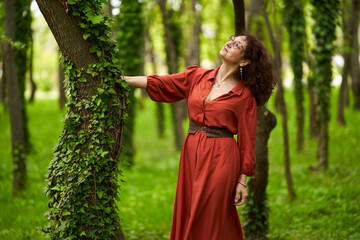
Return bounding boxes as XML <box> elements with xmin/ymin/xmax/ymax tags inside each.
<box><xmin>219</xmin><ymin>35</ymin><xmax>248</xmax><ymax>66</ymax></box>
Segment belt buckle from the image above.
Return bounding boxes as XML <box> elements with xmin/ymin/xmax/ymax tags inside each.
<box><xmin>200</xmin><ymin>125</ymin><xmax>205</xmax><ymax>132</ymax></box>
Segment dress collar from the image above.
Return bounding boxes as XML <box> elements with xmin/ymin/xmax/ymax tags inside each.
<box><xmin>206</xmin><ymin>66</ymin><xmax>245</xmax><ymax>96</ymax></box>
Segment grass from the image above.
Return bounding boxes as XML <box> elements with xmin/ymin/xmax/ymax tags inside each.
<box><xmin>0</xmin><ymin>87</ymin><xmax>359</xmax><ymax>239</ymax></box>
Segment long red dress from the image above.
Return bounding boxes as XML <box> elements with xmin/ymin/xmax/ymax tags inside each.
<box><xmin>146</xmin><ymin>66</ymin><xmax>257</xmax><ymax>240</ymax></box>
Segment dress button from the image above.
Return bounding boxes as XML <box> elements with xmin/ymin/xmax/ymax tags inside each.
<box><xmin>202</xmin><ymin>109</ymin><xmax>204</xmax><ymax>113</ymax></box>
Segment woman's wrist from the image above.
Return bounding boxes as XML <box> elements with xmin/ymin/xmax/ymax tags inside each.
<box><xmin>238</xmin><ymin>174</ymin><xmax>247</xmax><ymax>186</ymax></box>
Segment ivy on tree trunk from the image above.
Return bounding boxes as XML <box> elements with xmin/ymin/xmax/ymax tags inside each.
<box><xmin>36</xmin><ymin>0</ymin><xmax>128</xmax><ymax>238</ymax></box>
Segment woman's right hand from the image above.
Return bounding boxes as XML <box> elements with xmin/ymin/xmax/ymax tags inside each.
<box><xmin>123</xmin><ymin>76</ymin><xmax>147</xmax><ymax>88</ymax></box>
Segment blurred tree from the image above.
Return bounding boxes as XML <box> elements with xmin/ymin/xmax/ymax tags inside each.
<box><xmin>28</xmin><ymin>36</ymin><xmax>36</xmax><ymax>103</ymax></box>
<box><xmin>15</xmin><ymin>0</ymin><xmax>32</xmax><ymax>153</ymax></box>
<box><xmin>262</xmin><ymin>0</ymin><xmax>295</xmax><ymax>199</ymax></box>
<box><xmin>144</xmin><ymin>5</ymin><xmax>165</xmax><ymax>137</ymax></box>
<box><xmin>36</xmin><ymin>0</ymin><xmax>127</xmax><ymax>238</ymax></box>
<box><xmin>348</xmin><ymin>0</ymin><xmax>360</xmax><ymax>109</ymax></box>
<box><xmin>184</xmin><ymin>0</ymin><xmax>201</xmax><ymax>66</ymax></box>
<box><xmin>115</xmin><ymin>0</ymin><xmax>145</xmax><ymax>166</ymax></box>
<box><xmin>2</xmin><ymin>0</ymin><xmax>27</xmax><ymax>196</ymax></box>
<box><xmin>283</xmin><ymin>0</ymin><xmax>306</xmax><ymax>151</ymax></box>
<box><xmin>337</xmin><ymin>0</ymin><xmax>352</xmax><ymax>125</ymax></box>
<box><xmin>310</xmin><ymin>0</ymin><xmax>340</xmax><ymax>171</ymax></box>
<box><xmin>0</xmin><ymin>1</ymin><xmax>6</xmax><ymax>109</ymax></box>
<box><xmin>232</xmin><ymin>0</ymin><xmax>245</xmax><ymax>34</ymax></box>
<box><xmin>240</xmin><ymin>1</ymin><xmax>277</xmax><ymax>239</ymax></box>
<box><xmin>158</xmin><ymin>0</ymin><xmax>186</xmax><ymax>151</ymax></box>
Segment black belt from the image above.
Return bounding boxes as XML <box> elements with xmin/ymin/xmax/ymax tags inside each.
<box><xmin>187</xmin><ymin>120</ymin><xmax>234</xmax><ymax>138</ymax></box>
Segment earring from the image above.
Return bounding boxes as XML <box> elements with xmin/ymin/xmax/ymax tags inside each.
<box><xmin>240</xmin><ymin>66</ymin><xmax>243</xmax><ymax>79</ymax></box>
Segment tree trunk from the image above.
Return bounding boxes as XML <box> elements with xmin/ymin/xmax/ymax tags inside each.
<box><xmin>349</xmin><ymin>0</ymin><xmax>360</xmax><ymax>109</ymax></box>
<box><xmin>36</xmin><ymin>0</ymin><xmax>126</xmax><ymax>238</ymax></box>
<box><xmin>15</xmin><ymin>0</ymin><xmax>32</xmax><ymax>153</ymax></box>
<box><xmin>232</xmin><ymin>0</ymin><xmax>245</xmax><ymax>34</ymax></box>
<box><xmin>107</xmin><ymin>0</ymin><xmax>113</xmax><ymax>19</ymax></box>
<box><xmin>262</xmin><ymin>3</ymin><xmax>296</xmax><ymax>199</ymax></box>
<box><xmin>0</xmin><ymin>62</ymin><xmax>6</xmax><ymax>108</ymax></box>
<box><xmin>337</xmin><ymin>53</ymin><xmax>349</xmax><ymax>125</ymax></box>
<box><xmin>309</xmin><ymin>0</ymin><xmax>339</xmax><ymax>171</ymax></box>
<box><xmin>145</xmin><ymin>9</ymin><xmax>165</xmax><ymax>137</ymax></box>
<box><xmin>244</xmin><ymin>106</ymin><xmax>276</xmax><ymax>240</ymax></box>
<box><xmin>158</xmin><ymin>0</ymin><xmax>184</xmax><ymax>151</ymax></box>
<box><xmin>29</xmin><ymin>38</ymin><xmax>36</xmax><ymax>103</ymax></box>
<box><xmin>3</xmin><ymin>0</ymin><xmax>27</xmax><ymax>196</ymax></box>
<box><xmin>59</xmin><ymin>57</ymin><xmax>66</xmax><ymax>109</ymax></box>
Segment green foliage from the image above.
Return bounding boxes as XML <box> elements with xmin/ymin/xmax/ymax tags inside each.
<box><xmin>114</xmin><ymin>0</ymin><xmax>145</xmax><ymax>166</ymax></box>
<box><xmin>42</xmin><ymin>0</ymin><xmax>128</xmax><ymax>239</ymax></box>
<box><xmin>165</xmin><ymin>8</ymin><xmax>183</xmax><ymax>72</ymax></box>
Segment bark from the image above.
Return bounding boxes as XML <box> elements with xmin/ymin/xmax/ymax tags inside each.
<box><xmin>158</xmin><ymin>0</ymin><xmax>184</xmax><ymax>150</ymax></box>
<box><xmin>3</xmin><ymin>0</ymin><xmax>27</xmax><ymax>195</ymax></box>
<box><xmin>59</xmin><ymin>57</ymin><xmax>66</xmax><ymax>109</ymax></box>
<box><xmin>244</xmin><ymin>106</ymin><xmax>276</xmax><ymax>240</ymax></box>
<box><xmin>35</xmin><ymin>0</ymin><xmax>125</xmax><ymax>238</ymax></box>
<box><xmin>262</xmin><ymin>3</ymin><xmax>295</xmax><ymax>199</ymax></box>
<box><xmin>232</xmin><ymin>0</ymin><xmax>245</xmax><ymax>34</ymax></box>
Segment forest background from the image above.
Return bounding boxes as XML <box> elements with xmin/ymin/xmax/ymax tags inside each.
<box><xmin>0</xmin><ymin>0</ymin><xmax>359</xmax><ymax>239</ymax></box>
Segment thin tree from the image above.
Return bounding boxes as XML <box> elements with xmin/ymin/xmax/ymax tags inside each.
<box><xmin>36</xmin><ymin>0</ymin><xmax>127</xmax><ymax>238</ymax></box>
<box><xmin>58</xmin><ymin>56</ymin><xmax>66</xmax><ymax>109</ymax></box>
<box><xmin>158</xmin><ymin>0</ymin><xmax>185</xmax><ymax>151</ymax></box>
<box><xmin>233</xmin><ymin>0</ymin><xmax>278</xmax><ymax>238</ymax></box>
<box><xmin>262</xmin><ymin>1</ymin><xmax>295</xmax><ymax>199</ymax></box>
<box><xmin>15</xmin><ymin>0</ymin><xmax>32</xmax><ymax>152</ymax></box>
<box><xmin>2</xmin><ymin>0</ymin><xmax>27</xmax><ymax>196</ymax></box>
<box><xmin>283</xmin><ymin>0</ymin><xmax>306</xmax><ymax>152</ymax></box>
<box><xmin>348</xmin><ymin>0</ymin><xmax>360</xmax><ymax>110</ymax></box>
<box><xmin>115</xmin><ymin>0</ymin><xmax>145</xmax><ymax>166</ymax></box>
<box><xmin>310</xmin><ymin>0</ymin><xmax>340</xmax><ymax>171</ymax></box>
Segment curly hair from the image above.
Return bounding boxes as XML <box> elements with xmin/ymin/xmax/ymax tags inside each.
<box><xmin>238</xmin><ymin>33</ymin><xmax>276</xmax><ymax>106</ymax></box>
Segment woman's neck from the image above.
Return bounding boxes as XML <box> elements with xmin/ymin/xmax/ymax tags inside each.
<box><xmin>216</xmin><ymin>63</ymin><xmax>239</xmax><ymax>84</ymax></box>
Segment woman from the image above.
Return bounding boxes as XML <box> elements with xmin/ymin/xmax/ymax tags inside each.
<box><xmin>124</xmin><ymin>33</ymin><xmax>276</xmax><ymax>240</ymax></box>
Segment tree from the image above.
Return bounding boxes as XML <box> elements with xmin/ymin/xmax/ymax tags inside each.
<box><xmin>115</xmin><ymin>0</ymin><xmax>145</xmax><ymax>166</ymax></box>
<box><xmin>2</xmin><ymin>0</ymin><xmax>27</xmax><ymax>196</ymax></box>
<box><xmin>243</xmin><ymin>106</ymin><xmax>276</xmax><ymax>240</ymax></box>
<box><xmin>36</xmin><ymin>0</ymin><xmax>127</xmax><ymax>238</ymax></box>
<box><xmin>15</xmin><ymin>0</ymin><xmax>32</xmax><ymax>152</ymax></box>
<box><xmin>232</xmin><ymin>0</ymin><xmax>245</xmax><ymax>34</ymax></box>
<box><xmin>348</xmin><ymin>0</ymin><xmax>360</xmax><ymax>109</ymax></box>
<box><xmin>158</xmin><ymin>0</ymin><xmax>186</xmax><ymax>151</ymax></box>
<box><xmin>59</xmin><ymin>57</ymin><xmax>66</xmax><ymax>109</ymax></box>
<box><xmin>310</xmin><ymin>0</ymin><xmax>340</xmax><ymax>170</ymax></box>
<box><xmin>283</xmin><ymin>0</ymin><xmax>306</xmax><ymax>152</ymax></box>
<box><xmin>262</xmin><ymin>1</ymin><xmax>295</xmax><ymax>199</ymax></box>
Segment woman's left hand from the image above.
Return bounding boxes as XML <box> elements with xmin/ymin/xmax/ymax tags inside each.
<box><xmin>233</xmin><ymin>182</ymin><xmax>247</xmax><ymax>206</ymax></box>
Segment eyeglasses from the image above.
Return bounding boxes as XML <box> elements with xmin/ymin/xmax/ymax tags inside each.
<box><xmin>228</xmin><ymin>35</ymin><xmax>244</xmax><ymax>50</ymax></box>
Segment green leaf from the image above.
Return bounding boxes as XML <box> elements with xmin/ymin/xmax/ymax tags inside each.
<box><xmin>97</xmin><ymin>191</ymin><xmax>103</xmax><ymax>199</ymax></box>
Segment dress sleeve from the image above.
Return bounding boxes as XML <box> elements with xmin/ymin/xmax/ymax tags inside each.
<box><xmin>146</xmin><ymin>65</ymin><xmax>199</xmax><ymax>103</ymax></box>
<box><xmin>237</xmin><ymin>95</ymin><xmax>257</xmax><ymax>176</ymax></box>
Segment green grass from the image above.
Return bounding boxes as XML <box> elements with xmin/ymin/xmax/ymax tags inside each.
<box><xmin>0</xmin><ymin>87</ymin><xmax>359</xmax><ymax>239</ymax></box>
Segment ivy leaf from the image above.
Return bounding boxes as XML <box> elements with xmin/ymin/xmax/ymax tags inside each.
<box><xmin>86</xmin><ymin>13</ymin><xmax>104</xmax><ymax>24</ymax></box>
<box><xmin>97</xmin><ymin>191</ymin><xmax>104</xmax><ymax>199</ymax></box>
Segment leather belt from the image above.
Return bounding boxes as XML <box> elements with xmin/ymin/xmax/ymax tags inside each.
<box><xmin>187</xmin><ymin>120</ymin><xmax>234</xmax><ymax>138</ymax></box>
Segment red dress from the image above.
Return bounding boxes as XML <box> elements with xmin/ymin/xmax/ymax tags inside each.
<box><xmin>146</xmin><ymin>66</ymin><xmax>257</xmax><ymax>240</ymax></box>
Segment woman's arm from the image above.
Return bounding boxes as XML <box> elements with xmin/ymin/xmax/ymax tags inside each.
<box><xmin>123</xmin><ymin>76</ymin><xmax>147</xmax><ymax>88</ymax></box>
